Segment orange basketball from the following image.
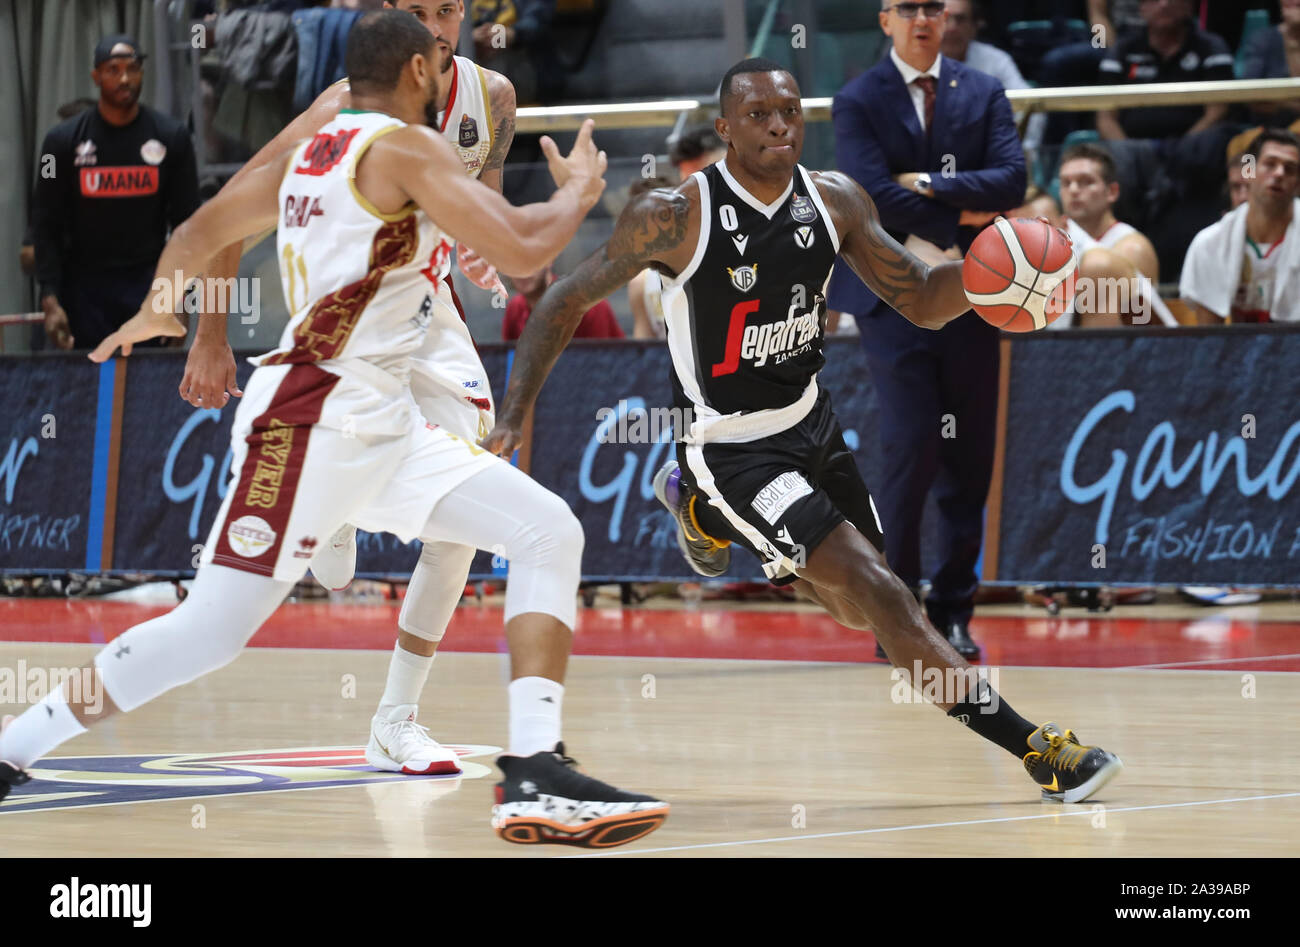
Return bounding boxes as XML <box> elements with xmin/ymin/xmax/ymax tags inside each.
<box><xmin>962</xmin><ymin>217</ymin><xmax>1077</xmax><ymax>332</ymax></box>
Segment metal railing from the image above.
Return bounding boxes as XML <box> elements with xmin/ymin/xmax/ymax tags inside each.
<box><xmin>513</xmin><ymin>77</ymin><xmax>1300</xmax><ymax>133</ymax></box>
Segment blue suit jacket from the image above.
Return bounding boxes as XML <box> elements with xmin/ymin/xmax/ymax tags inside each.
<box><xmin>827</xmin><ymin>55</ymin><xmax>1026</xmax><ymax>320</ymax></box>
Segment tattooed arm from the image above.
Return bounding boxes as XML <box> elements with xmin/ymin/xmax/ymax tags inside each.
<box><xmin>459</xmin><ymin>70</ymin><xmax>517</xmax><ymax>292</ymax></box>
<box><xmin>481</xmin><ymin>185</ymin><xmax>694</xmax><ymax>456</ymax></box>
<box><xmin>815</xmin><ymin>171</ymin><xmax>970</xmax><ymax>331</ymax></box>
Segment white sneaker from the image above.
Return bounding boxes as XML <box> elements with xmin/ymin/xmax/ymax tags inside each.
<box><xmin>310</xmin><ymin>523</ymin><xmax>358</xmax><ymax>591</ymax></box>
<box><xmin>366</xmin><ymin>705</ymin><xmax>463</xmax><ymax>775</ymax></box>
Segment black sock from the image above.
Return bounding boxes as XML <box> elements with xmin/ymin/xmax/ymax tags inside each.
<box><xmin>947</xmin><ymin>680</ymin><xmax>1036</xmax><ymax>758</ymax></box>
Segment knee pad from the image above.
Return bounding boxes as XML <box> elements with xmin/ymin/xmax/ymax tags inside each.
<box><xmin>398</xmin><ymin>541</ymin><xmax>476</xmax><ymax>642</ymax></box>
<box><xmin>502</xmin><ymin>492</ymin><xmax>584</xmax><ymax>629</ymax></box>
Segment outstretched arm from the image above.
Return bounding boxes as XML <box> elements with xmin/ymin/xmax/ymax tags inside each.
<box><xmin>816</xmin><ymin>171</ymin><xmax>970</xmax><ymax>331</ymax></box>
<box><xmin>89</xmin><ymin>152</ymin><xmax>292</xmax><ymax>362</ymax></box>
<box><xmin>380</xmin><ymin>119</ymin><xmax>605</xmax><ymax>277</ymax></box>
<box><xmin>480</xmin><ymin>186</ymin><xmax>693</xmax><ymax>456</ymax></box>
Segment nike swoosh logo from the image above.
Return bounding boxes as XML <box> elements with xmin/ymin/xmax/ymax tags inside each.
<box><xmin>1040</xmin><ymin>774</ymin><xmax>1059</xmax><ymax>792</ymax></box>
<box><xmin>732</xmin><ymin>234</ymin><xmax>748</xmax><ymax>255</ymax></box>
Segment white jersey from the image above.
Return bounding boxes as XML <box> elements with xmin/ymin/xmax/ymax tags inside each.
<box><xmin>411</xmin><ymin>54</ymin><xmax>500</xmax><ymax>429</ymax></box>
<box><xmin>1064</xmin><ymin>218</ymin><xmax>1137</xmax><ymax>254</ymax></box>
<box><xmin>260</xmin><ymin>110</ymin><xmax>452</xmax><ymax>376</ymax></box>
<box><xmin>1052</xmin><ymin>218</ymin><xmax>1140</xmax><ymax>330</ymax></box>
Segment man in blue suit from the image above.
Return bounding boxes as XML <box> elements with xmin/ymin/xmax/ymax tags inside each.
<box><xmin>827</xmin><ymin>0</ymin><xmax>1026</xmax><ymax>658</ymax></box>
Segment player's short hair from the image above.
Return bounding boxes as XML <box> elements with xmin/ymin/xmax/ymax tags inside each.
<box><xmin>1060</xmin><ymin>143</ymin><xmax>1118</xmax><ymax>186</ymax></box>
<box><xmin>345</xmin><ymin>9</ymin><xmax>435</xmax><ymax>95</ymax></box>
<box><xmin>719</xmin><ymin>57</ymin><xmax>794</xmax><ymax>116</ymax></box>
<box><xmin>668</xmin><ymin>125</ymin><xmax>725</xmax><ymax>166</ymax></box>
<box><xmin>1244</xmin><ymin>128</ymin><xmax>1300</xmax><ymax>163</ymax></box>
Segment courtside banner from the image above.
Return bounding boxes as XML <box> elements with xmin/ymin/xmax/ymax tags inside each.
<box><xmin>996</xmin><ymin>326</ymin><xmax>1300</xmax><ymax>586</ymax></box>
<box><xmin>523</xmin><ymin>338</ymin><xmax>943</xmax><ymax>582</ymax></box>
<box><xmin>0</xmin><ymin>357</ymin><xmax>99</xmax><ymax>572</ymax></box>
<box><xmin>111</xmin><ymin>354</ymin><xmax>254</xmax><ymax>573</ymax></box>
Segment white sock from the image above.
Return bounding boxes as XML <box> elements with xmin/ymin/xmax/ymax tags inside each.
<box><xmin>0</xmin><ymin>688</ymin><xmax>88</xmax><ymax>769</ymax></box>
<box><xmin>376</xmin><ymin>643</ymin><xmax>435</xmax><ymax>717</ymax></box>
<box><xmin>508</xmin><ymin>676</ymin><xmax>564</xmax><ymax>757</ymax></box>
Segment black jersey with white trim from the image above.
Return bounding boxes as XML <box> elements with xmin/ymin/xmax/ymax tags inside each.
<box><xmin>661</xmin><ymin>160</ymin><xmax>839</xmax><ymax>443</ymax></box>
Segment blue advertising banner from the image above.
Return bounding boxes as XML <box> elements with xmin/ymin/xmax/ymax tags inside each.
<box><xmin>4</xmin><ymin>328</ymin><xmax>1298</xmax><ymax>586</ymax></box>
<box><xmin>997</xmin><ymin>327</ymin><xmax>1300</xmax><ymax>586</ymax></box>
<box><xmin>524</xmin><ymin>337</ymin><xmax>945</xmax><ymax>582</ymax></box>
<box><xmin>0</xmin><ymin>358</ymin><xmax>101</xmax><ymax>572</ymax></box>
<box><xmin>111</xmin><ymin>354</ymin><xmax>254</xmax><ymax>574</ymax></box>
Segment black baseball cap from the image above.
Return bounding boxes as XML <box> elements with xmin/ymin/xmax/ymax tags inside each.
<box><xmin>93</xmin><ymin>35</ymin><xmax>146</xmax><ymax>68</ymax></box>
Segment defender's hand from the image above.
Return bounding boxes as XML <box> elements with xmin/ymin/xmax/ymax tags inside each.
<box><xmin>457</xmin><ymin>243</ymin><xmax>500</xmax><ymax>291</ymax></box>
<box><xmin>88</xmin><ymin>308</ymin><xmax>185</xmax><ymax>363</ymax></box>
<box><xmin>542</xmin><ymin>119</ymin><xmax>607</xmax><ymax>209</ymax></box>
<box><xmin>179</xmin><ymin>337</ymin><xmax>243</xmax><ymax>408</ymax></box>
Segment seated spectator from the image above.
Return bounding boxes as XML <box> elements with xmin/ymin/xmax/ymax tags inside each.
<box><xmin>1095</xmin><ymin>0</ymin><xmax>1232</xmax><ymax>152</ymax></box>
<box><xmin>1239</xmin><ymin>0</ymin><xmax>1300</xmax><ymax>127</ymax></box>
<box><xmin>668</xmin><ymin>124</ymin><xmax>726</xmax><ymax>181</ymax></box>
<box><xmin>503</xmin><ymin>264</ymin><xmax>625</xmax><ymax>340</ymax></box>
<box><xmin>1053</xmin><ymin>143</ymin><xmax>1160</xmax><ymax>327</ymax></box>
<box><xmin>472</xmin><ymin>0</ymin><xmax>560</xmax><ymax>104</ymax></box>
<box><xmin>940</xmin><ymin>0</ymin><xmax>1044</xmax><ymax>153</ymax></box>
<box><xmin>1181</xmin><ymin>129</ymin><xmax>1300</xmax><ymax>324</ymax></box>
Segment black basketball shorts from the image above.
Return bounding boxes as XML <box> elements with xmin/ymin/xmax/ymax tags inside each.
<box><xmin>676</xmin><ymin>389</ymin><xmax>885</xmax><ymax>585</ymax></box>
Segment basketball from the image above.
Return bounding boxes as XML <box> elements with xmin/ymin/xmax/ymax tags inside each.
<box><xmin>962</xmin><ymin>217</ymin><xmax>1077</xmax><ymax>332</ymax></box>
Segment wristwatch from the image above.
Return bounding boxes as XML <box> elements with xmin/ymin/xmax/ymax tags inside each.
<box><xmin>913</xmin><ymin>173</ymin><xmax>933</xmax><ymax>195</ymax></box>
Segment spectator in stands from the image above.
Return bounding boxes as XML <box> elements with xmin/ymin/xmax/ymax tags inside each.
<box><xmin>1239</xmin><ymin>0</ymin><xmax>1300</xmax><ymax>127</ymax></box>
<box><xmin>1055</xmin><ymin>143</ymin><xmax>1160</xmax><ymax>327</ymax></box>
<box><xmin>471</xmin><ymin>0</ymin><xmax>560</xmax><ymax>104</ymax></box>
<box><xmin>21</xmin><ymin>99</ymin><xmax>98</xmax><ymax>279</ymax></box>
<box><xmin>940</xmin><ymin>0</ymin><xmax>1044</xmax><ymax>152</ymax></box>
<box><xmin>1037</xmin><ymin>1</ymin><xmax>1146</xmax><ymax>146</ymax></box>
<box><xmin>1181</xmin><ymin>129</ymin><xmax>1300</xmax><ymax>324</ymax></box>
<box><xmin>1095</xmin><ymin>0</ymin><xmax>1232</xmax><ymax>147</ymax></box>
<box><xmin>668</xmin><ymin>124</ymin><xmax>726</xmax><ymax>181</ymax></box>
<box><xmin>32</xmin><ymin>35</ymin><xmax>198</xmax><ymax>351</ymax></box>
<box><xmin>827</xmin><ymin>0</ymin><xmax>1025</xmax><ymax>659</ymax></box>
<box><xmin>503</xmin><ymin>265</ymin><xmax>624</xmax><ymax>340</ymax></box>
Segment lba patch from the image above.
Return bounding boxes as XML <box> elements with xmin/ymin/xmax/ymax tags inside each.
<box><xmin>790</xmin><ymin>195</ymin><xmax>818</xmax><ymax>223</ymax></box>
<box><xmin>458</xmin><ymin>115</ymin><xmax>479</xmax><ymax>149</ymax></box>
<box><xmin>751</xmin><ymin>471</ymin><xmax>814</xmax><ymax>525</ymax></box>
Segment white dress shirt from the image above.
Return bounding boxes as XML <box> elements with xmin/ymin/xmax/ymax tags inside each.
<box><xmin>889</xmin><ymin>46</ymin><xmax>943</xmax><ymax>132</ymax></box>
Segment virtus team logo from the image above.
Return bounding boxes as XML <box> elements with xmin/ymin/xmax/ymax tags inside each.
<box><xmin>0</xmin><ymin>744</ymin><xmax>499</xmax><ymax>814</ymax></box>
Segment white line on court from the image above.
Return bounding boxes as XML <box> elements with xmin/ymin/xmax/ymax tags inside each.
<box><xmin>1120</xmin><ymin>653</ymin><xmax>1300</xmax><ymax>670</ymax></box>
<box><xmin>568</xmin><ymin>791</ymin><xmax>1300</xmax><ymax>857</ymax></box>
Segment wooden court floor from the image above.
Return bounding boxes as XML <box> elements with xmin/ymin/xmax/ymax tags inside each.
<box><xmin>2</xmin><ymin>595</ymin><xmax>1298</xmax><ymax>857</ymax></box>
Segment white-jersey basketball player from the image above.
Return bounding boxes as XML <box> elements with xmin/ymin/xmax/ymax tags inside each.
<box><xmin>183</xmin><ymin>0</ymin><xmax>520</xmax><ymax>776</ymax></box>
<box><xmin>0</xmin><ymin>10</ymin><xmax>668</xmax><ymax>849</ymax></box>
<box><xmin>1053</xmin><ymin>143</ymin><xmax>1161</xmax><ymax>329</ymax></box>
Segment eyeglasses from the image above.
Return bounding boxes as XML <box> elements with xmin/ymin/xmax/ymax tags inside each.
<box><xmin>888</xmin><ymin>2</ymin><xmax>946</xmax><ymax>18</ymax></box>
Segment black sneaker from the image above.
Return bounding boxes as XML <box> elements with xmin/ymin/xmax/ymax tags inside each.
<box><xmin>492</xmin><ymin>743</ymin><xmax>669</xmax><ymax>848</ymax></box>
<box><xmin>652</xmin><ymin>460</ymin><xmax>731</xmax><ymax>577</ymax></box>
<box><xmin>0</xmin><ymin>761</ymin><xmax>31</xmax><ymax>802</ymax></box>
<box><xmin>1023</xmin><ymin>722</ymin><xmax>1124</xmax><ymax>803</ymax></box>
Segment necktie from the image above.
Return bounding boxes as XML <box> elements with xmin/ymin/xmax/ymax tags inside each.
<box><xmin>913</xmin><ymin>75</ymin><xmax>936</xmax><ymax>133</ymax></box>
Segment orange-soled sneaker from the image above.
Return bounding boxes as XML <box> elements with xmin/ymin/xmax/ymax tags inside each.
<box><xmin>492</xmin><ymin>743</ymin><xmax>668</xmax><ymax>848</ymax></box>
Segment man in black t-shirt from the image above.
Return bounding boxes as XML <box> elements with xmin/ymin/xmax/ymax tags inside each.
<box><xmin>33</xmin><ymin>35</ymin><xmax>199</xmax><ymax>351</ymax></box>
<box><xmin>1096</xmin><ymin>0</ymin><xmax>1233</xmax><ymax>143</ymax></box>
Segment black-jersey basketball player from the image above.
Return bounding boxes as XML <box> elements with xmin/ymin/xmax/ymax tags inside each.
<box><xmin>483</xmin><ymin>59</ymin><xmax>1123</xmax><ymax>803</ymax></box>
